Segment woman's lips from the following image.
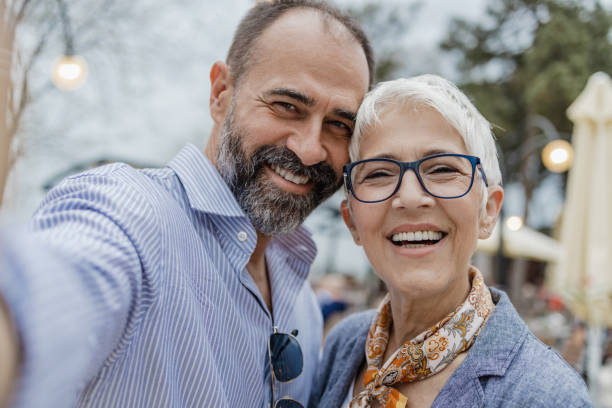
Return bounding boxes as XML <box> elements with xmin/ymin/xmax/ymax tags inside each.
<box><xmin>386</xmin><ymin>225</ymin><xmax>448</xmax><ymax>258</ymax></box>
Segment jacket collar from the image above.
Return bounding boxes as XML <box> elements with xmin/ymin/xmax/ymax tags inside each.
<box><xmin>462</xmin><ymin>287</ymin><xmax>529</xmax><ymax>377</ymax></box>
<box><xmin>432</xmin><ymin>288</ymin><xmax>529</xmax><ymax>407</ymax></box>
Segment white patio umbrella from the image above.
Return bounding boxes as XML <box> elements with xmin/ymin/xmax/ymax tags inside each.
<box><xmin>477</xmin><ymin>222</ymin><xmax>561</xmax><ymax>263</ymax></box>
<box><xmin>549</xmin><ymin>72</ymin><xmax>612</xmax><ymax>405</ymax></box>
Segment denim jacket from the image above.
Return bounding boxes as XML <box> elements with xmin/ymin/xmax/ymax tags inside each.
<box><xmin>309</xmin><ymin>288</ymin><xmax>592</xmax><ymax>407</ymax></box>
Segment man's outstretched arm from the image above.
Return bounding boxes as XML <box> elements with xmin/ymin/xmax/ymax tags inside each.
<box><xmin>0</xmin><ymin>168</ymin><xmax>161</xmax><ymax>407</ymax></box>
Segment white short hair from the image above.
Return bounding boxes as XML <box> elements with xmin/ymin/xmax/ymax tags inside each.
<box><xmin>349</xmin><ymin>75</ymin><xmax>502</xmax><ymax>189</ymax></box>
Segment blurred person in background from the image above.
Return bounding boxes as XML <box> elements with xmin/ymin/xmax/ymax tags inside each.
<box><xmin>309</xmin><ymin>75</ymin><xmax>592</xmax><ymax>408</ymax></box>
<box><xmin>0</xmin><ymin>0</ymin><xmax>374</xmax><ymax>407</ymax></box>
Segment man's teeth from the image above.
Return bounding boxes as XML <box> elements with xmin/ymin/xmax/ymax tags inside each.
<box><xmin>271</xmin><ymin>164</ymin><xmax>309</xmax><ymax>185</ymax></box>
<box><xmin>391</xmin><ymin>231</ymin><xmax>443</xmax><ymax>242</ymax></box>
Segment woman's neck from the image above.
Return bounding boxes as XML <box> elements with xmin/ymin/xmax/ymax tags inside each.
<box><xmin>384</xmin><ymin>270</ymin><xmax>472</xmax><ymax>357</ymax></box>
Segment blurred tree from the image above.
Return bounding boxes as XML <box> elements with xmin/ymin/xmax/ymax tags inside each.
<box><xmin>441</xmin><ymin>0</ymin><xmax>612</xmax><ymax>220</ymax></box>
<box><xmin>0</xmin><ymin>0</ymin><xmax>139</xmax><ymax>204</ymax></box>
<box><xmin>347</xmin><ymin>1</ymin><xmax>423</xmax><ymax>82</ymax></box>
<box><xmin>0</xmin><ymin>0</ymin><xmax>29</xmax><ymax>205</ymax></box>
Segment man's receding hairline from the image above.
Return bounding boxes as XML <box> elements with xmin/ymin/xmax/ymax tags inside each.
<box><xmin>235</xmin><ymin>7</ymin><xmax>367</xmax><ymax>87</ymax></box>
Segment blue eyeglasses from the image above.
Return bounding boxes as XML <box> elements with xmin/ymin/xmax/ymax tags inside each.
<box><xmin>343</xmin><ymin>153</ymin><xmax>488</xmax><ymax>203</ymax></box>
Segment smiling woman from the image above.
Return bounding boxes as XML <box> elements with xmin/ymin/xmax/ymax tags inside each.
<box><xmin>309</xmin><ymin>75</ymin><xmax>593</xmax><ymax>408</ymax></box>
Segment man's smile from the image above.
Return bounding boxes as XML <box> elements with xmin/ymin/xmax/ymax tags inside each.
<box><xmin>270</xmin><ymin>163</ymin><xmax>310</xmax><ymax>185</ymax></box>
<box><xmin>263</xmin><ymin>164</ymin><xmax>314</xmax><ymax>194</ymax></box>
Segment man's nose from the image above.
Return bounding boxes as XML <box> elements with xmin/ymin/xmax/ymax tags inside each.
<box><xmin>285</xmin><ymin>121</ymin><xmax>327</xmax><ymax>166</ymax></box>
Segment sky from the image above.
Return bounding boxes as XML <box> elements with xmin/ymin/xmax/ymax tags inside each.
<box><xmin>2</xmin><ymin>0</ymin><xmax>602</xmax><ymax>279</ymax></box>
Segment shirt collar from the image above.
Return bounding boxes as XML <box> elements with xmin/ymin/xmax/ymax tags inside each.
<box><xmin>168</xmin><ymin>144</ymin><xmax>317</xmax><ymax>265</ymax></box>
<box><xmin>271</xmin><ymin>227</ymin><xmax>317</xmax><ymax>266</ymax></box>
<box><xmin>167</xmin><ymin>143</ymin><xmax>245</xmax><ymax>218</ymax></box>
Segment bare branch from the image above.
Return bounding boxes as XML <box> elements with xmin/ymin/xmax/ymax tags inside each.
<box><xmin>14</xmin><ymin>0</ymin><xmax>32</xmax><ymax>25</ymax></box>
<box><xmin>7</xmin><ymin>71</ymin><xmax>27</xmax><ymax>146</ymax></box>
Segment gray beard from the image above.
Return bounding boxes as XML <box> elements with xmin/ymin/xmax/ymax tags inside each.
<box><xmin>216</xmin><ymin>107</ymin><xmax>341</xmax><ymax>235</ymax></box>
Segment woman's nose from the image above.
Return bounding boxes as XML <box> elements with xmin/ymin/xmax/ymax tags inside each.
<box><xmin>391</xmin><ymin>169</ymin><xmax>435</xmax><ymax>209</ymax></box>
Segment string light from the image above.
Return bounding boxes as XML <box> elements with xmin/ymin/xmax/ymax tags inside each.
<box><xmin>52</xmin><ymin>55</ymin><xmax>87</xmax><ymax>90</ymax></box>
<box><xmin>542</xmin><ymin>139</ymin><xmax>574</xmax><ymax>173</ymax></box>
<box><xmin>506</xmin><ymin>216</ymin><xmax>524</xmax><ymax>232</ymax></box>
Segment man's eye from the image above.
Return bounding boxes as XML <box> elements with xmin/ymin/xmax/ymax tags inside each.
<box><xmin>328</xmin><ymin>120</ymin><xmax>353</xmax><ymax>135</ymax></box>
<box><xmin>273</xmin><ymin>102</ymin><xmax>297</xmax><ymax>112</ymax></box>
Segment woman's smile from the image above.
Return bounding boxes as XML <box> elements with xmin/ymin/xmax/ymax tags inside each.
<box><xmin>386</xmin><ymin>223</ymin><xmax>448</xmax><ymax>258</ymax></box>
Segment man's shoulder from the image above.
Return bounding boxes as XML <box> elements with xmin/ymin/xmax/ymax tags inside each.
<box><xmin>62</xmin><ymin>162</ymin><xmax>176</xmax><ymax>192</ymax></box>
<box><xmin>33</xmin><ymin>162</ymin><xmax>192</xmax><ymax>242</ymax></box>
<box><xmin>47</xmin><ymin>161</ymin><xmax>185</xmax><ymax>211</ymax></box>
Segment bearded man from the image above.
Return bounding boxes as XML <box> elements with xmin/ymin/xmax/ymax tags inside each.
<box><xmin>0</xmin><ymin>1</ymin><xmax>373</xmax><ymax>407</ymax></box>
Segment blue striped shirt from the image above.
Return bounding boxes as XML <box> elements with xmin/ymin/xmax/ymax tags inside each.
<box><xmin>0</xmin><ymin>144</ymin><xmax>322</xmax><ymax>407</ymax></box>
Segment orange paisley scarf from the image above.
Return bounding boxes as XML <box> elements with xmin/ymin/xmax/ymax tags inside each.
<box><xmin>349</xmin><ymin>267</ymin><xmax>494</xmax><ymax>408</ymax></box>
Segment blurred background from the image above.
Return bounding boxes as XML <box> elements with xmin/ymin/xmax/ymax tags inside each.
<box><xmin>1</xmin><ymin>0</ymin><xmax>612</xmax><ymax>405</ymax></box>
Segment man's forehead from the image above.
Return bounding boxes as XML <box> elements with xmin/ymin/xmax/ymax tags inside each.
<box><xmin>233</xmin><ymin>8</ymin><xmax>369</xmax><ymax>113</ymax></box>
<box><xmin>261</xmin><ymin>8</ymin><xmax>354</xmax><ymax>42</ymax></box>
<box><xmin>248</xmin><ymin>9</ymin><xmax>364</xmax><ymax>71</ymax></box>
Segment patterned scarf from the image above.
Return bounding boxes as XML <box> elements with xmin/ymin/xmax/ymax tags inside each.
<box><xmin>349</xmin><ymin>267</ymin><xmax>494</xmax><ymax>408</ymax></box>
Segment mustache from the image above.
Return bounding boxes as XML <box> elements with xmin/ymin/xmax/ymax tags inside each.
<box><xmin>250</xmin><ymin>145</ymin><xmax>341</xmax><ymax>190</ymax></box>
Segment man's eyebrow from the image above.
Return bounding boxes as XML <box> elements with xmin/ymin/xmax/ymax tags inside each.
<box><xmin>333</xmin><ymin>108</ymin><xmax>357</xmax><ymax>124</ymax></box>
<box><xmin>265</xmin><ymin>88</ymin><xmax>314</xmax><ymax>107</ymax></box>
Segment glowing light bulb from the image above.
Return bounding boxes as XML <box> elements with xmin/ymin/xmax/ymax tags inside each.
<box><xmin>549</xmin><ymin>148</ymin><xmax>569</xmax><ymax>164</ymax></box>
<box><xmin>52</xmin><ymin>55</ymin><xmax>88</xmax><ymax>90</ymax></box>
<box><xmin>542</xmin><ymin>139</ymin><xmax>573</xmax><ymax>173</ymax></box>
<box><xmin>506</xmin><ymin>216</ymin><xmax>524</xmax><ymax>232</ymax></box>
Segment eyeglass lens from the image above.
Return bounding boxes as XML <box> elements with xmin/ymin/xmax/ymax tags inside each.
<box><xmin>350</xmin><ymin>155</ymin><xmax>475</xmax><ymax>201</ymax></box>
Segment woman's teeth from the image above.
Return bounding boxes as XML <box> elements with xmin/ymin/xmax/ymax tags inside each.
<box><xmin>391</xmin><ymin>231</ymin><xmax>443</xmax><ymax>247</ymax></box>
<box><xmin>271</xmin><ymin>164</ymin><xmax>309</xmax><ymax>185</ymax></box>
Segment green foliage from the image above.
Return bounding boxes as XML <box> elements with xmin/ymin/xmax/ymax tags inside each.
<box><xmin>441</xmin><ymin>0</ymin><xmax>612</xmax><ymax>185</ymax></box>
<box><xmin>347</xmin><ymin>1</ymin><xmax>423</xmax><ymax>82</ymax></box>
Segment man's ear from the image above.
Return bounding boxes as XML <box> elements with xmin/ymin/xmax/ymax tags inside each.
<box><xmin>341</xmin><ymin>199</ymin><xmax>361</xmax><ymax>246</ymax></box>
<box><xmin>479</xmin><ymin>185</ymin><xmax>504</xmax><ymax>239</ymax></box>
<box><xmin>209</xmin><ymin>61</ymin><xmax>234</xmax><ymax>124</ymax></box>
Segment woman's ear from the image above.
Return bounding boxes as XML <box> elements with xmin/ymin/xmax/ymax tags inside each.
<box><xmin>209</xmin><ymin>61</ymin><xmax>234</xmax><ymax>125</ymax></box>
<box><xmin>479</xmin><ymin>185</ymin><xmax>504</xmax><ymax>239</ymax></box>
<box><xmin>341</xmin><ymin>199</ymin><xmax>361</xmax><ymax>246</ymax></box>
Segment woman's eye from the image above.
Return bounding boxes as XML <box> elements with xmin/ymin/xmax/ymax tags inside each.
<box><xmin>429</xmin><ymin>166</ymin><xmax>459</xmax><ymax>174</ymax></box>
<box><xmin>364</xmin><ymin>171</ymin><xmax>393</xmax><ymax>180</ymax></box>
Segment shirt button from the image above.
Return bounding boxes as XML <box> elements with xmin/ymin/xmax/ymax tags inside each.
<box><xmin>237</xmin><ymin>231</ymin><xmax>248</xmax><ymax>242</ymax></box>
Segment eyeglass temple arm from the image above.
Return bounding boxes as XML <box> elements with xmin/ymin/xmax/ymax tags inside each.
<box><xmin>478</xmin><ymin>165</ymin><xmax>488</xmax><ymax>186</ymax></box>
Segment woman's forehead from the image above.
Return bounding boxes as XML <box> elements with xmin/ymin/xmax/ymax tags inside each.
<box><xmin>357</xmin><ymin>107</ymin><xmax>470</xmax><ymax>160</ymax></box>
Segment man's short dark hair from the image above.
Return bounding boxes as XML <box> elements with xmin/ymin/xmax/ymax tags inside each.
<box><xmin>226</xmin><ymin>0</ymin><xmax>375</xmax><ymax>89</ymax></box>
